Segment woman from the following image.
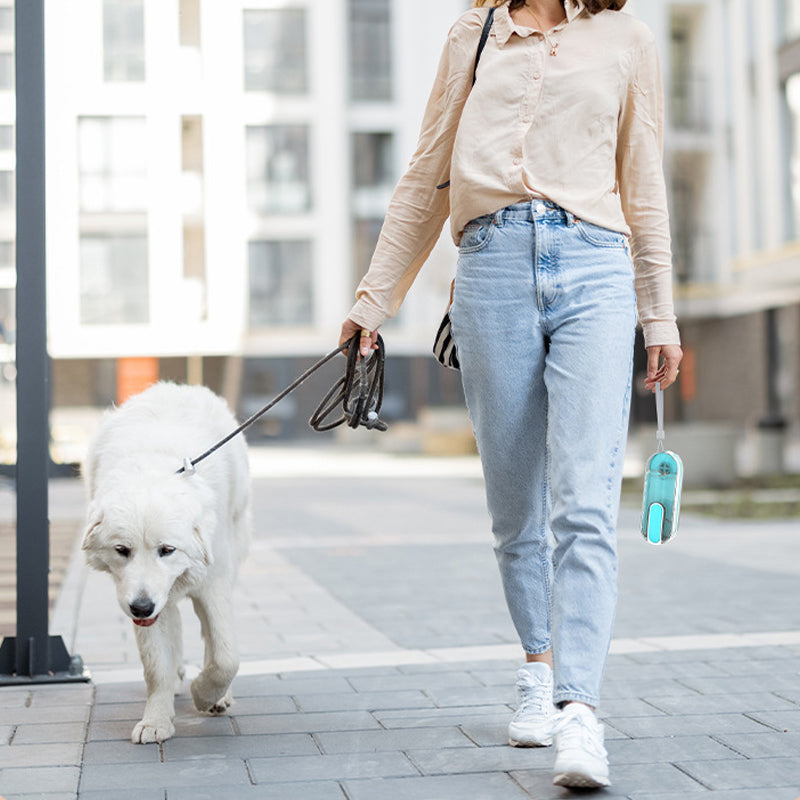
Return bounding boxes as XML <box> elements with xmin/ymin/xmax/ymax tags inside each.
<box><xmin>340</xmin><ymin>0</ymin><xmax>682</xmax><ymax>788</ymax></box>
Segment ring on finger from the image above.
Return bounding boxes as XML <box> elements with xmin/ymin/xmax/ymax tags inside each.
<box><xmin>360</xmin><ymin>329</ymin><xmax>371</xmax><ymax>337</ymax></box>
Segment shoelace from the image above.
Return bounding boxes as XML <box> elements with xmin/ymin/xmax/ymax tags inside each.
<box><xmin>514</xmin><ymin>675</ymin><xmax>553</xmax><ymax>718</ymax></box>
<box><xmin>552</xmin><ymin>709</ymin><xmax>607</xmax><ymax>757</ymax></box>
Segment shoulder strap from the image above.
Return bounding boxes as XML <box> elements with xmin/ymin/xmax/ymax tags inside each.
<box><xmin>472</xmin><ymin>7</ymin><xmax>496</xmax><ymax>86</ymax></box>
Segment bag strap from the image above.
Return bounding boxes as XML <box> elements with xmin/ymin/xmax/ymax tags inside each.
<box><xmin>655</xmin><ymin>384</ymin><xmax>665</xmax><ymax>451</ymax></box>
<box><xmin>472</xmin><ymin>7</ymin><xmax>496</xmax><ymax>86</ymax></box>
<box><xmin>436</xmin><ymin>9</ymin><xmax>495</xmax><ymax>191</ymax></box>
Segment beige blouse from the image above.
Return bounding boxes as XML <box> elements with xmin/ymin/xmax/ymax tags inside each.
<box><xmin>349</xmin><ymin>1</ymin><xmax>680</xmax><ymax>348</ymax></box>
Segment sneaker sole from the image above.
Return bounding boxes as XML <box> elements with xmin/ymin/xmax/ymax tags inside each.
<box><xmin>508</xmin><ymin>736</ymin><xmax>553</xmax><ymax>748</ymax></box>
<box><xmin>553</xmin><ymin>770</ymin><xmax>611</xmax><ymax>788</ymax></box>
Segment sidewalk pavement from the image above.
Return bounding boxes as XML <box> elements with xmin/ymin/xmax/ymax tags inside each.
<box><xmin>2</xmin><ymin>446</ymin><xmax>800</xmax><ymax>799</ymax></box>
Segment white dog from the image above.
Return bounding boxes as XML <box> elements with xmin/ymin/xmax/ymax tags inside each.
<box><xmin>82</xmin><ymin>382</ymin><xmax>251</xmax><ymax>744</ymax></box>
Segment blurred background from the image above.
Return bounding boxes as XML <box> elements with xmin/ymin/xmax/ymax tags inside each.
<box><xmin>0</xmin><ymin>0</ymin><xmax>799</xmax><ymax>486</ymax></box>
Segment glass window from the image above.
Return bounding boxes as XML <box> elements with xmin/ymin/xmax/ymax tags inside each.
<box><xmin>80</xmin><ymin>235</ymin><xmax>149</xmax><ymax>324</ymax></box>
<box><xmin>0</xmin><ymin>170</ymin><xmax>12</xmax><ymax>210</ymax></box>
<box><xmin>179</xmin><ymin>0</ymin><xmax>201</xmax><ymax>48</ymax></box>
<box><xmin>352</xmin><ymin>218</ymin><xmax>382</xmax><ymax>290</ymax></box>
<box><xmin>0</xmin><ymin>241</ymin><xmax>13</xmax><ymax>267</ymax></box>
<box><xmin>243</xmin><ymin>9</ymin><xmax>307</xmax><ymax>94</ymax></box>
<box><xmin>0</xmin><ymin>125</ymin><xmax>13</xmax><ymax>150</ymax></box>
<box><xmin>78</xmin><ymin>117</ymin><xmax>147</xmax><ymax>212</ymax></box>
<box><xmin>248</xmin><ymin>240</ymin><xmax>313</xmax><ymax>326</ymax></box>
<box><xmin>348</xmin><ymin>0</ymin><xmax>392</xmax><ymax>101</ymax></box>
<box><xmin>246</xmin><ymin>125</ymin><xmax>311</xmax><ymax>214</ymax></box>
<box><xmin>0</xmin><ymin>53</ymin><xmax>12</xmax><ymax>91</ymax></box>
<box><xmin>351</xmin><ymin>131</ymin><xmax>394</xmax><ymax>216</ymax></box>
<box><xmin>103</xmin><ymin>0</ymin><xmax>145</xmax><ymax>82</ymax></box>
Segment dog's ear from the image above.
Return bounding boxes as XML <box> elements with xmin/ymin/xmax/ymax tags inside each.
<box><xmin>81</xmin><ymin>504</ymin><xmax>109</xmax><ymax>571</ymax></box>
<box><xmin>191</xmin><ymin>516</ymin><xmax>214</xmax><ymax>567</ymax></box>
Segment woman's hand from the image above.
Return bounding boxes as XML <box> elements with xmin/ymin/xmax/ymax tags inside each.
<box><xmin>339</xmin><ymin>318</ymin><xmax>379</xmax><ymax>358</ymax></box>
<box><xmin>645</xmin><ymin>344</ymin><xmax>683</xmax><ymax>392</ymax></box>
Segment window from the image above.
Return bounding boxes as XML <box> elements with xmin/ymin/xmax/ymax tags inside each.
<box><xmin>0</xmin><ymin>125</ymin><xmax>12</xmax><ymax>151</ymax></box>
<box><xmin>248</xmin><ymin>240</ymin><xmax>312</xmax><ymax>326</ymax></box>
<box><xmin>243</xmin><ymin>9</ymin><xmax>307</xmax><ymax>94</ymax></box>
<box><xmin>351</xmin><ymin>131</ymin><xmax>394</xmax><ymax>215</ymax></box>
<box><xmin>348</xmin><ymin>0</ymin><xmax>392</xmax><ymax>101</ymax></box>
<box><xmin>246</xmin><ymin>125</ymin><xmax>311</xmax><ymax>214</ymax></box>
<box><xmin>0</xmin><ymin>53</ymin><xmax>12</xmax><ymax>91</ymax></box>
<box><xmin>78</xmin><ymin>117</ymin><xmax>147</xmax><ymax>212</ymax></box>
<box><xmin>0</xmin><ymin>170</ymin><xmax>12</xmax><ymax>211</ymax></box>
<box><xmin>103</xmin><ymin>0</ymin><xmax>145</xmax><ymax>82</ymax></box>
<box><xmin>179</xmin><ymin>0</ymin><xmax>201</xmax><ymax>48</ymax></box>
<box><xmin>80</xmin><ymin>235</ymin><xmax>149</xmax><ymax>324</ymax></box>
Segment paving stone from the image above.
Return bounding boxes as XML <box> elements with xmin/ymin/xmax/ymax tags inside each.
<box><xmin>409</xmin><ymin>743</ymin><xmax>553</xmax><ymax>775</ymax></box>
<box><xmin>0</xmin><ymin>765</ymin><xmax>81</xmax><ymax>794</ymax></box>
<box><xmin>80</xmin><ymin>791</ymin><xmax>165</xmax><ymax>800</ymax></box>
<box><xmin>167</xmin><ymin>783</ymin><xmax>345</xmax><ymax>800</ymax></box>
<box><xmin>213</xmin><ymin>694</ymin><xmax>296</xmax><ymax>716</ymax></box>
<box><xmin>345</xmin><ymin>671</ymin><xmax>481</xmax><ymax>693</ymax></box>
<box><xmin>607</xmin><ymin>713</ymin><xmax>775</xmax><ymax>738</ymax></box>
<box><xmin>632</xmin><ymin>790</ymin><xmax>800</xmax><ymax>800</ymax></box>
<box><xmin>714</xmin><ymin>730</ymin><xmax>800</xmax><ymax>758</ymax></box>
<box><xmin>596</xmin><ymin>697</ymin><xmax>670</xmax><ymax>717</ymax></box>
<box><xmin>11</xmin><ymin>721</ymin><xmax>88</xmax><ymax>745</ymax></box>
<box><xmin>2</xmin><ymin>793</ymin><xmax>78</xmax><ymax>800</ymax></box>
<box><xmin>234</xmin><ymin>676</ymin><xmax>356</xmax><ymax>697</ymax></box>
<box><xmin>248</xmin><ymin>751</ymin><xmax>418</xmax><ymax>783</ymax></box>
<box><xmin>235</xmin><ymin>710</ymin><xmax>381</xmax><ymax>736</ymax></box>
<box><xmin>600</xmin><ymin>678</ymin><xmax>702</xmax><ymax>699</ymax></box>
<box><xmin>512</xmin><ymin>762</ymin><xmax>707</xmax><ymax>798</ymax></box>
<box><xmin>605</xmin><ymin>734</ymin><xmax>742</xmax><ymax>764</ymax></box>
<box><xmin>0</xmin><ymin>724</ymin><xmax>12</xmax><ymax>744</ymax></box>
<box><xmin>642</xmin><ymin>692</ymin><xmax>798</xmax><ymax>715</ymax></box>
<box><xmin>711</xmin><ymin>657</ymin><xmax>800</xmax><ymax>676</ymax></box>
<box><xmin>80</xmin><ymin>759</ymin><xmax>251</xmax><ymax>791</ymax></box>
<box><xmin>163</xmin><ymin>732</ymin><xmax>319</xmax><ymax>761</ymax></box>
<box><xmin>343</xmin><ymin>772</ymin><xmax>533</xmax><ymax>800</ymax></box>
<box><xmin>82</xmin><ymin>739</ymin><xmax>164</xmax><ymax>764</ymax></box>
<box><xmin>173</xmin><ymin>714</ymin><xmax>238</xmax><ymax>737</ymax></box>
<box><xmin>677</xmin><ymin>756</ymin><xmax>800</xmax><ymax>790</ymax></box>
<box><xmin>294</xmin><ymin>689</ymin><xmax>433</xmax><ymax>713</ymax></box>
<box><xmin>677</xmin><ymin>674</ymin><xmax>800</xmax><ymax>695</ymax></box>
<box><xmin>373</xmin><ymin>705</ymin><xmax>512</xmax><ymax>730</ymax></box>
<box><xmin>0</xmin><ymin>742</ymin><xmax>83</xmax><ymax>768</ymax></box>
<box><xmin>737</xmin><ymin>708</ymin><xmax>800</xmax><ymax>732</ymax></box>
<box><xmin>0</xmin><ymin>704</ymin><xmax>90</xmax><ymax>725</ymax></box>
<box><xmin>424</xmin><ymin>684</ymin><xmax>515</xmax><ymax>707</ymax></box>
<box><xmin>315</xmin><ymin>726</ymin><xmax>474</xmax><ymax>754</ymax></box>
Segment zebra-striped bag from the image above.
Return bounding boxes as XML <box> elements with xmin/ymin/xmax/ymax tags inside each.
<box><xmin>432</xmin><ymin>310</ymin><xmax>460</xmax><ymax>370</ymax></box>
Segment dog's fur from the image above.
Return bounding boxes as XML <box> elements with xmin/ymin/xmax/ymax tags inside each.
<box><xmin>82</xmin><ymin>382</ymin><xmax>251</xmax><ymax>744</ymax></box>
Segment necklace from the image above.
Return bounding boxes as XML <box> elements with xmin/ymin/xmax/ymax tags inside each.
<box><xmin>525</xmin><ymin>4</ymin><xmax>564</xmax><ymax>56</ymax></box>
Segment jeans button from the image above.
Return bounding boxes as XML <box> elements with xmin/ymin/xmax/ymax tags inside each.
<box><xmin>535</xmin><ymin>203</ymin><xmax>546</xmax><ymax>214</ymax></box>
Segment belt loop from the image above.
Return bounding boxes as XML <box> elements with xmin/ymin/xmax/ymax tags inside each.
<box><xmin>494</xmin><ymin>208</ymin><xmax>505</xmax><ymax>226</ymax></box>
<box><xmin>565</xmin><ymin>210</ymin><xmax>576</xmax><ymax>227</ymax></box>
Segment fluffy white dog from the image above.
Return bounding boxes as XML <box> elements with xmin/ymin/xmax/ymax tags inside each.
<box><xmin>82</xmin><ymin>382</ymin><xmax>251</xmax><ymax>744</ymax></box>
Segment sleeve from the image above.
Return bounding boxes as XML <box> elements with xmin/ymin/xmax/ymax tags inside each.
<box><xmin>616</xmin><ymin>35</ymin><xmax>681</xmax><ymax>349</ymax></box>
<box><xmin>346</xmin><ymin>18</ymin><xmax>477</xmax><ymax>331</ymax></box>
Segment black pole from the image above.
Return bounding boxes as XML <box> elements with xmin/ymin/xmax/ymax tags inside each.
<box><xmin>0</xmin><ymin>0</ymin><xmax>87</xmax><ymax>683</ymax></box>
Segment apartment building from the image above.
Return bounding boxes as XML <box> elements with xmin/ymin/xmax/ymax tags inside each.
<box><xmin>38</xmin><ymin>0</ymin><xmax>469</xmax><ymax>439</ymax></box>
<box><xmin>2</xmin><ymin>0</ymin><xmax>799</xmax><ymax>449</ymax></box>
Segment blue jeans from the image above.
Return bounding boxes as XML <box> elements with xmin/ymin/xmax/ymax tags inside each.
<box><xmin>449</xmin><ymin>200</ymin><xmax>636</xmax><ymax>707</ymax></box>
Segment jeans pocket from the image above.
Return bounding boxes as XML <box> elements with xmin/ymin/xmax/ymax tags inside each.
<box><xmin>575</xmin><ymin>220</ymin><xmax>627</xmax><ymax>249</ymax></box>
<box><xmin>458</xmin><ymin>216</ymin><xmax>495</xmax><ymax>254</ymax></box>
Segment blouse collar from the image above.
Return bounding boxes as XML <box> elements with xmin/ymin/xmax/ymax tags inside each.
<box><xmin>493</xmin><ymin>1</ymin><xmax>586</xmax><ymax>47</ymax></box>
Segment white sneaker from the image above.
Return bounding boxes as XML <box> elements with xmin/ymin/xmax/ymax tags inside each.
<box><xmin>507</xmin><ymin>662</ymin><xmax>555</xmax><ymax>747</ymax></box>
<box><xmin>552</xmin><ymin>703</ymin><xmax>611</xmax><ymax>788</ymax></box>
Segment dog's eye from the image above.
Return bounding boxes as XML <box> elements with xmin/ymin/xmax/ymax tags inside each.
<box><xmin>158</xmin><ymin>545</ymin><xmax>176</xmax><ymax>557</ymax></box>
<box><xmin>114</xmin><ymin>545</ymin><xmax>131</xmax><ymax>558</ymax></box>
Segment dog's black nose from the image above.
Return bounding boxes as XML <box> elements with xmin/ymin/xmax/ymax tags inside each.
<box><xmin>130</xmin><ymin>597</ymin><xmax>155</xmax><ymax>618</ymax></box>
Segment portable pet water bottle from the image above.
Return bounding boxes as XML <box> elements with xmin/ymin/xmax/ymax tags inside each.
<box><xmin>641</xmin><ymin>384</ymin><xmax>683</xmax><ymax>544</ymax></box>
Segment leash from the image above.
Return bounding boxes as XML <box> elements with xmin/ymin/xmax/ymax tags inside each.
<box><xmin>178</xmin><ymin>334</ymin><xmax>387</xmax><ymax>475</ymax></box>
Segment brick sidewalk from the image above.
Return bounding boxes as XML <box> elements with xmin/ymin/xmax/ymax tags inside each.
<box><xmin>1</xmin><ymin>465</ymin><xmax>800</xmax><ymax>799</ymax></box>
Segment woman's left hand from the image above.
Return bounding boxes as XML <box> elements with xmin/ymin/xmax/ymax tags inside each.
<box><xmin>645</xmin><ymin>344</ymin><xmax>683</xmax><ymax>392</ymax></box>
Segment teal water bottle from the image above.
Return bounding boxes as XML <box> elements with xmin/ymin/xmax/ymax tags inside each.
<box><xmin>641</xmin><ymin>385</ymin><xmax>683</xmax><ymax>545</ymax></box>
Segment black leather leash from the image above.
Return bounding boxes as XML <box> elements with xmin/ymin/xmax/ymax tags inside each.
<box><xmin>177</xmin><ymin>334</ymin><xmax>387</xmax><ymax>475</ymax></box>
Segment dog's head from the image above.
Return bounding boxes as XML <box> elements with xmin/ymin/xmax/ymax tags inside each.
<box><xmin>82</xmin><ymin>471</ymin><xmax>215</xmax><ymax>627</ymax></box>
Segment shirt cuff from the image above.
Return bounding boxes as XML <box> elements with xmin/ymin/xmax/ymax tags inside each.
<box><xmin>642</xmin><ymin>321</ymin><xmax>681</xmax><ymax>349</ymax></box>
<box><xmin>346</xmin><ymin>297</ymin><xmax>387</xmax><ymax>333</ymax></box>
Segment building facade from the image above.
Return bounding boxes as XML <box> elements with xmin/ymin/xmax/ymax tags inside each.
<box><xmin>2</xmin><ymin>0</ymin><xmax>799</xmax><ymax>453</ymax></box>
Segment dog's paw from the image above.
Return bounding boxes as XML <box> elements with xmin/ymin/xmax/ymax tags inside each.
<box><xmin>191</xmin><ymin>675</ymin><xmax>233</xmax><ymax>715</ymax></box>
<box><xmin>131</xmin><ymin>718</ymin><xmax>175</xmax><ymax>744</ymax></box>
<box><xmin>207</xmin><ymin>690</ymin><xmax>233</xmax><ymax>715</ymax></box>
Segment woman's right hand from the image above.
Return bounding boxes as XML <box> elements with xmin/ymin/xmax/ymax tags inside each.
<box><xmin>339</xmin><ymin>318</ymin><xmax>379</xmax><ymax>358</ymax></box>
